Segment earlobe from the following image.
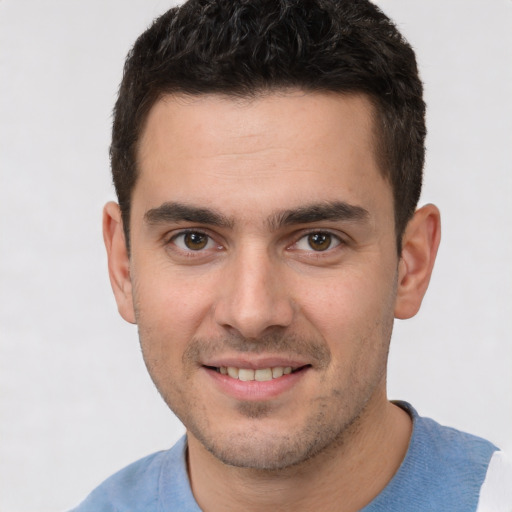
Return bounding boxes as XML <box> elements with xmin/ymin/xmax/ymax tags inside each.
<box><xmin>394</xmin><ymin>204</ymin><xmax>441</xmax><ymax>319</ymax></box>
<box><xmin>103</xmin><ymin>202</ymin><xmax>136</xmax><ymax>324</ymax></box>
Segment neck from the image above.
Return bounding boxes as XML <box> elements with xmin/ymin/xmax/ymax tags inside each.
<box><xmin>187</xmin><ymin>399</ymin><xmax>412</xmax><ymax>512</ymax></box>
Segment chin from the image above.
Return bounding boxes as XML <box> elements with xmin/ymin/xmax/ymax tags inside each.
<box><xmin>203</xmin><ymin>435</ymin><xmax>319</xmax><ymax>471</ymax></box>
<box><xmin>188</xmin><ymin>411</ymin><xmax>354</xmax><ymax>471</ymax></box>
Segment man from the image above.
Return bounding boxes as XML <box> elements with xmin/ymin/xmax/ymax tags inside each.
<box><xmin>72</xmin><ymin>0</ymin><xmax>511</xmax><ymax>510</ymax></box>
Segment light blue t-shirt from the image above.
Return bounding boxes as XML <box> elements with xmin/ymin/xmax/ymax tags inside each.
<box><xmin>70</xmin><ymin>403</ymin><xmax>508</xmax><ymax>511</ymax></box>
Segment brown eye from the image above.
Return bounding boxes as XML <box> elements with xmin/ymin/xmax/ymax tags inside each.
<box><xmin>307</xmin><ymin>233</ymin><xmax>333</xmax><ymax>251</ymax></box>
<box><xmin>173</xmin><ymin>231</ymin><xmax>214</xmax><ymax>251</ymax></box>
<box><xmin>184</xmin><ymin>232</ymin><xmax>208</xmax><ymax>250</ymax></box>
<box><xmin>294</xmin><ymin>232</ymin><xmax>341</xmax><ymax>252</ymax></box>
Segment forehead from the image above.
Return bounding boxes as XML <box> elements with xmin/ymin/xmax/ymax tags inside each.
<box><xmin>138</xmin><ymin>91</ymin><xmax>377</xmax><ymax>163</ymax></box>
<box><xmin>134</xmin><ymin>91</ymin><xmax>392</xmax><ymax>222</ymax></box>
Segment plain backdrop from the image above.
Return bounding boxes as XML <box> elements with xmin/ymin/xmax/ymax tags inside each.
<box><xmin>1</xmin><ymin>1</ymin><xmax>511</xmax><ymax>511</ymax></box>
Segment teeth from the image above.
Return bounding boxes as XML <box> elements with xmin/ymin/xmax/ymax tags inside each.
<box><xmin>272</xmin><ymin>367</ymin><xmax>284</xmax><ymax>378</ymax></box>
<box><xmin>238</xmin><ymin>368</ymin><xmax>254</xmax><ymax>381</ymax></box>
<box><xmin>227</xmin><ymin>367</ymin><xmax>239</xmax><ymax>379</ymax></box>
<box><xmin>255</xmin><ymin>368</ymin><xmax>273</xmax><ymax>381</ymax></box>
<box><xmin>219</xmin><ymin>366</ymin><xmax>296</xmax><ymax>381</ymax></box>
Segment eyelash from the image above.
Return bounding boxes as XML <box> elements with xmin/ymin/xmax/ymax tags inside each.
<box><xmin>291</xmin><ymin>231</ymin><xmax>343</xmax><ymax>253</ymax></box>
<box><xmin>167</xmin><ymin>229</ymin><xmax>221</xmax><ymax>253</ymax></box>
<box><xmin>166</xmin><ymin>229</ymin><xmax>345</xmax><ymax>256</ymax></box>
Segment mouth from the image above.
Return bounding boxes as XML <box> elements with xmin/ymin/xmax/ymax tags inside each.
<box><xmin>204</xmin><ymin>365</ymin><xmax>311</xmax><ymax>382</ymax></box>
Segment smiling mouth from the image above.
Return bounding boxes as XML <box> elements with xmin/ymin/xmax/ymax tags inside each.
<box><xmin>205</xmin><ymin>365</ymin><xmax>310</xmax><ymax>382</ymax></box>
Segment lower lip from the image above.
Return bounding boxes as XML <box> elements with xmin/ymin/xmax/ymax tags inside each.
<box><xmin>204</xmin><ymin>367</ymin><xmax>309</xmax><ymax>401</ymax></box>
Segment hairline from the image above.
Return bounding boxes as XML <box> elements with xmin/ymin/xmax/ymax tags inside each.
<box><xmin>121</xmin><ymin>87</ymin><xmax>402</xmax><ymax>253</ymax></box>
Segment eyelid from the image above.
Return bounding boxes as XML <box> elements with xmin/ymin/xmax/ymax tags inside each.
<box><xmin>288</xmin><ymin>229</ymin><xmax>346</xmax><ymax>252</ymax></box>
<box><xmin>164</xmin><ymin>227</ymin><xmax>347</xmax><ymax>254</ymax></box>
<box><xmin>166</xmin><ymin>228</ymin><xmax>223</xmax><ymax>252</ymax></box>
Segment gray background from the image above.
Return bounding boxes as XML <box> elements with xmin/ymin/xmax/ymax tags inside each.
<box><xmin>1</xmin><ymin>1</ymin><xmax>511</xmax><ymax>510</ymax></box>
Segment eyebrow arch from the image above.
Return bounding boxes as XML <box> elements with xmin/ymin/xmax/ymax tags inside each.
<box><xmin>144</xmin><ymin>202</ymin><xmax>234</xmax><ymax>228</ymax></box>
<box><xmin>270</xmin><ymin>201</ymin><xmax>369</xmax><ymax>229</ymax></box>
<box><xmin>144</xmin><ymin>200</ymin><xmax>369</xmax><ymax>231</ymax></box>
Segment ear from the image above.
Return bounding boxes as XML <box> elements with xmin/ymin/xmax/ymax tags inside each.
<box><xmin>103</xmin><ymin>202</ymin><xmax>136</xmax><ymax>324</ymax></box>
<box><xmin>394</xmin><ymin>204</ymin><xmax>441</xmax><ymax>319</ymax></box>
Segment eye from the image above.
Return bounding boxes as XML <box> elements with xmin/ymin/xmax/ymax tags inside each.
<box><xmin>172</xmin><ymin>231</ymin><xmax>216</xmax><ymax>251</ymax></box>
<box><xmin>294</xmin><ymin>232</ymin><xmax>341</xmax><ymax>252</ymax></box>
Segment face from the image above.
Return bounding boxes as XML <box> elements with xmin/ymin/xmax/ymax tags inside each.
<box><xmin>113</xmin><ymin>91</ymin><xmax>404</xmax><ymax>470</ymax></box>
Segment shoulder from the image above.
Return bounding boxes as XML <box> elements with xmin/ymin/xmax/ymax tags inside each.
<box><xmin>69</xmin><ymin>436</ymin><xmax>195</xmax><ymax>512</ymax></box>
<box><xmin>363</xmin><ymin>402</ymin><xmax>510</xmax><ymax>512</ymax></box>
<box><xmin>398</xmin><ymin>401</ymin><xmax>499</xmax><ymax>469</ymax></box>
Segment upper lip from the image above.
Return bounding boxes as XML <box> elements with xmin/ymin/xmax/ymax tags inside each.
<box><xmin>202</xmin><ymin>356</ymin><xmax>311</xmax><ymax>370</ymax></box>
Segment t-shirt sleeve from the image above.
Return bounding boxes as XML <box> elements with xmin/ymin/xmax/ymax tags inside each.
<box><xmin>476</xmin><ymin>450</ymin><xmax>512</xmax><ymax>512</ymax></box>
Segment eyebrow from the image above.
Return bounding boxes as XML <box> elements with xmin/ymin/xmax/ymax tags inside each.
<box><xmin>144</xmin><ymin>202</ymin><xmax>234</xmax><ymax>228</ymax></box>
<box><xmin>143</xmin><ymin>200</ymin><xmax>369</xmax><ymax>230</ymax></box>
<box><xmin>269</xmin><ymin>201</ymin><xmax>369</xmax><ymax>230</ymax></box>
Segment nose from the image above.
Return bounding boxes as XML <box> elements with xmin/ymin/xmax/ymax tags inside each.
<box><xmin>213</xmin><ymin>245</ymin><xmax>295</xmax><ymax>339</ymax></box>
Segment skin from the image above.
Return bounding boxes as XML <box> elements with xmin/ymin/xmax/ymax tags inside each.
<box><xmin>104</xmin><ymin>91</ymin><xmax>441</xmax><ymax>511</ymax></box>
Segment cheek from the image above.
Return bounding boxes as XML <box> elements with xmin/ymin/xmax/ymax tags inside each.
<box><xmin>131</xmin><ymin>276</ymin><xmax>216</xmax><ymax>383</ymax></box>
<box><xmin>306</xmin><ymin>276</ymin><xmax>395</xmax><ymax>395</ymax></box>
<box><xmin>303</xmin><ymin>268</ymin><xmax>393</xmax><ymax>323</ymax></box>
<box><xmin>132</xmin><ymin>266</ymin><xmax>215</xmax><ymax>332</ymax></box>
<box><xmin>132</xmin><ymin>273</ymin><xmax>205</xmax><ymax>386</ymax></box>
<box><xmin>299</xmin><ymin>266</ymin><xmax>397</xmax><ymax>360</ymax></box>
